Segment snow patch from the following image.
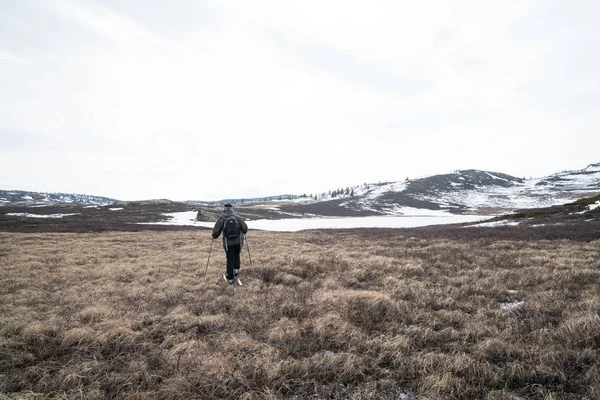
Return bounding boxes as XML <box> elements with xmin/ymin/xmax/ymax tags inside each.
<box><xmin>109</xmin><ymin>207</ymin><xmax>124</xmax><ymax>211</ymax></box>
<box><xmin>244</xmin><ymin>215</ymin><xmax>485</xmax><ymax>231</ymax></box>
<box><xmin>288</xmin><ymin>197</ymin><xmax>314</xmax><ymax>203</ymax></box>
<box><xmin>142</xmin><ymin>211</ymin><xmax>199</xmax><ymax>226</ymax></box>
<box><xmin>142</xmin><ymin>211</ymin><xmax>488</xmax><ymax>231</ymax></box>
<box><xmin>500</xmin><ymin>301</ymin><xmax>525</xmax><ymax>310</ymax></box>
<box><xmin>586</xmin><ymin>164</ymin><xmax>600</xmax><ymax>172</ymax></box>
<box><xmin>382</xmin><ymin>205</ymin><xmax>453</xmax><ymax>217</ymax></box>
<box><xmin>486</xmin><ymin>172</ymin><xmax>511</xmax><ymax>182</ymax></box>
<box><xmin>573</xmin><ymin>200</ymin><xmax>600</xmax><ymax>215</ymax></box>
<box><xmin>6</xmin><ymin>213</ymin><xmax>80</xmax><ymax>218</ymax></box>
<box><xmin>468</xmin><ymin>220</ymin><xmax>521</xmax><ymax>228</ymax></box>
<box><xmin>531</xmin><ymin>222</ymin><xmax>564</xmax><ymax>227</ymax></box>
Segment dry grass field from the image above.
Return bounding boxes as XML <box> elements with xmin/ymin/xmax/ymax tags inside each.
<box><xmin>1</xmin><ymin>226</ymin><xmax>599</xmax><ymax>399</ymax></box>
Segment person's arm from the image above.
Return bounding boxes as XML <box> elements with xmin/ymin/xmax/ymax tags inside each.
<box><xmin>212</xmin><ymin>217</ymin><xmax>223</xmax><ymax>238</ymax></box>
<box><xmin>237</xmin><ymin>215</ymin><xmax>248</xmax><ymax>234</ymax></box>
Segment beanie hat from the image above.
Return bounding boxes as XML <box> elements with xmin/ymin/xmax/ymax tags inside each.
<box><xmin>224</xmin><ymin>203</ymin><xmax>232</xmax><ymax>208</ymax></box>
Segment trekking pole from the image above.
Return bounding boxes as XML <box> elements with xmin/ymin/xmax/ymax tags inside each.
<box><xmin>244</xmin><ymin>234</ymin><xmax>254</xmax><ymax>267</ymax></box>
<box><xmin>204</xmin><ymin>238</ymin><xmax>214</xmax><ymax>278</ymax></box>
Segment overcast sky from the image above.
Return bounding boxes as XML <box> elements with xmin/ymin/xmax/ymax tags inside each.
<box><xmin>1</xmin><ymin>0</ymin><xmax>599</xmax><ymax>201</ymax></box>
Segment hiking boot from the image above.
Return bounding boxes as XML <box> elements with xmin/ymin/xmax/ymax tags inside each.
<box><xmin>234</xmin><ymin>269</ymin><xmax>239</xmax><ymax>278</ymax></box>
<box><xmin>223</xmin><ymin>273</ymin><xmax>234</xmax><ymax>285</ymax></box>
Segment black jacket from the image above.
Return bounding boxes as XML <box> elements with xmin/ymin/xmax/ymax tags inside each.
<box><xmin>212</xmin><ymin>209</ymin><xmax>248</xmax><ymax>250</ymax></box>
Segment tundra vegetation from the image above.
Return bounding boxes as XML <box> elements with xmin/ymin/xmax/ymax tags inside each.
<box><xmin>1</xmin><ymin>222</ymin><xmax>599</xmax><ymax>399</ymax></box>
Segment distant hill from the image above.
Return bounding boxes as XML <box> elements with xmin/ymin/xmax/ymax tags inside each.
<box><xmin>275</xmin><ymin>162</ymin><xmax>600</xmax><ymax>217</ymax></box>
<box><xmin>0</xmin><ymin>190</ymin><xmax>117</xmax><ymax>206</ymax></box>
<box><xmin>2</xmin><ymin>163</ymin><xmax>599</xmax><ymax>218</ymax></box>
<box><xmin>184</xmin><ymin>194</ymin><xmax>304</xmax><ymax>205</ymax></box>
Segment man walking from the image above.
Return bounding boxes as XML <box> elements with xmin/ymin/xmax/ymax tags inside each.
<box><xmin>212</xmin><ymin>203</ymin><xmax>248</xmax><ymax>284</ymax></box>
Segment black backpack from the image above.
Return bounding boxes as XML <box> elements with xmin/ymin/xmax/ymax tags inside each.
<box><xmin>223</xmin><ymin>215</ymin><xmax>240</xmax><ymax>241</ymax></box>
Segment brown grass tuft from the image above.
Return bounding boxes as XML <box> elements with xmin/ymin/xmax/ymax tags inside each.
<box><xmin>1</xmin><ymin>228</ymin><xmax>599</xmax><ymax>398</ymax></box>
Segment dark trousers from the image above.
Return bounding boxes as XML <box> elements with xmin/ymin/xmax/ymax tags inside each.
<box><xmin>225</xmin><ymin>244</ymin><xmax>241</xmax><ymax>280</ymax></box>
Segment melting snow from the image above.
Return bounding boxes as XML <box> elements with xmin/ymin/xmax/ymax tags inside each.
<box><xmin>486</xmin><ymin>172</ymin><xmax>511</xmax><ymax>182</ymax></box>
<box><xmin>500</xmin><ymin>301</ymin><xmax>525</xmax><ymax>310</ymax></box>
<box><xmin>360</xmin><ymin>166</ymin><xmax>600</xmax><ymax>214</ymax></box>
<box><xmin>145</xmin><ymin>211</ymin><xmax>198</xmax><ymax>225</ymax></box>
<box><xmin>241</xmin><ymin>215</ymin><xmax>485</xmax><ymax>231</ymax></box>
<box><xmin>468</xmin><ymin>220</ymin><xmax>521</xmax><ymax>228</ymax></box>
<box><xmin>382</xmin><ymin>206</ymin><xmax>453</xmax><ymax>216</ymax></box>
<box><xmin>109</xmin><ymin>207</ymin><xmax>124</xmax><ymax>211</ymax></box>
<box><xmin>142</xmin><ymin>211</ymin><xmax>488</xmax><ymax>231</ymax></box>
<box><xmin>6</xmin><ymin>213</ymin><xmax>80</xmax><ymax>218</ymax></box>
<box><xmin>573</xmin><ymin>200</ymin><xmax>600</xmax><ymax>215</ymax></box>
<box><xmin>587</xmin><ymin>164</ymin><xmax>600</xmax><ymax>172</ymax></box>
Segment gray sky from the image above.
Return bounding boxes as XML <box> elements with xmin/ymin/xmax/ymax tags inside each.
<box><xmin>1</xmin><ymin>0</ymin><xmax>599</xmax><ymax>201</ymax></box>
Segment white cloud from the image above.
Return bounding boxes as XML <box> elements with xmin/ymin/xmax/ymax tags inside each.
<box><xmin>0</xmin><ymin>0</ymin><xmax>599</xmax><ymax>200</ymax></box>
<box><xmin>0</xmin><ymin>49</ymin><xmax>26</xmax><ymax>64</ymax></box>
<box><xmin>45</xmin><ymin>0</ymin><xmax>167</xmax><ymax>48</ymax></box>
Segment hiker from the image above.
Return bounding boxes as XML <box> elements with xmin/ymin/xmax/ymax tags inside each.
<box><xmin>212</xmin><ymin>203</ymin><xmax>248</xmax><ymax>284</ymax></box>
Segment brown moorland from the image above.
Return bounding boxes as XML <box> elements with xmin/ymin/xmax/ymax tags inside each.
<box><xmin>1</xmin><ymin>223</ymin><xmax>599</xmax><ymax>399</ymax></box>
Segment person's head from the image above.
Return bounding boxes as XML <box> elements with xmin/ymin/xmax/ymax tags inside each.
<box><xmin>224</xmin><ymin>203</ymin><xmax>233</xmax><ymax>211</ymax></box>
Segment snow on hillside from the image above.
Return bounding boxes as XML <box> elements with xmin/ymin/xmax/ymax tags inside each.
<box><xmin>420</xmin><ymin>183</ymin><xmax>556</xmax><ymax>211</ymax></box>
<box><xmin>535</xmin><ymin>163</ymin><xmax>600</xmax><ymax>190</ymax></box>
<box><xmin>3</xmin><ymin>162</ymin><xmax>598</xmax><ymax>218</ymax></box>
<box><xmin>354</xmin><ymin>182</ymin><xmax>409</xmax><ymax>213</ymax></box>
<box><xmin>248</xmin><ymin>164</ymin><xmax>600</xmax><ymax>219</ymax></box>
<box><xmin>341</xmin><ymin>164</ymin><xmax>600</xmax><ymax>214</ymax></box>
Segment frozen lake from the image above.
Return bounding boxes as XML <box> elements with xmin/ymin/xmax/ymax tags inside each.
<box><xmin>146</xmin><ymin>211</ymin><xmax>490</xmax><ymax>232</ymax></box>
